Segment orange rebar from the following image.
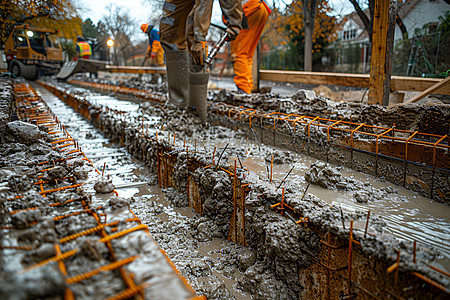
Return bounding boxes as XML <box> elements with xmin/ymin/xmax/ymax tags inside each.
<box><xmin>39</xmin><ymin>183</ymin><xmax>84</xmax><ymax>195</ymax></box>
<box><xmin>10</xmin><ymin>207</ymin><xmax>37</xmax><ymax>215</ymax></box>
<box><xmin>413</xmin><ymin>272</ymin><xmax>450</xmax><ymax>294</ymax></box>
<box><xmin>99</xmin><ymin>224</ymin><xmax>149</xmax><ymax>243</ymax></box>
<box><xmin>66</xmin><ymin>255</ymin><xmax>139</xmax><ymax>284</ymax></box>
<box><xmin>59</xmin><ymin>221</ymin><xmax>119</xmax><ymax>244</ymax></box>
<box><xmin>55</xmin><ymin>244</ymin><xmax>75</xmax><ymax>300</ymax></box>
<box><xmin>22</xmin><ymin>249</ymin><xmax>78</xmax><ymax>272</ymax></box>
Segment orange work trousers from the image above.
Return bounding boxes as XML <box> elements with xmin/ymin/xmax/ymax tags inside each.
<box><xmin>230</xmin><ymin>0</ymin><xmax>270</xmax><ymax>94</ymax></box>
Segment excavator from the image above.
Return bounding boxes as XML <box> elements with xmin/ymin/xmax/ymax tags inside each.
<box><xmin>3</xmin><ymin>24</ymin><xmax>106</xmax><ymax>80</ymax></box>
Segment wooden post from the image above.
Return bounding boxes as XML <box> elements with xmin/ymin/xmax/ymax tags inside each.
<box><xmin>368</xmin><ymin>0</ymin><xmax>398</xmax><ymax>105</ymax></box>
<box><xmin>252</xmin><ymin>44</ymin><xmax>260</xmax><ymax>93</ymax></box>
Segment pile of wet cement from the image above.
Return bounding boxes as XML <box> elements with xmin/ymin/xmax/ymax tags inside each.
<box><xmin>70</xmin><ymin>74</ymin><xmax>450</xmax><ymax>135</ymax></box>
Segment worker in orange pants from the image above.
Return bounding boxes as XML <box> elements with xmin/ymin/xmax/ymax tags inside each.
<box><xmin>230</xmin><ymin>0</ymin><xmax>270</xmax><ymax>94</ymax></box>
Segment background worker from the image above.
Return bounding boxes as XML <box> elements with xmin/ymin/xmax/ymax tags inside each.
<box><xmin>159</xmin><ymin>0</ymin><xmax>242</xmax><ymax>122</ymax></box>
<box><xmin>140</xmin><ymin>23</ymin><xmax>165</xmax><ymax>67</ymax></box>
<box><xmin>75</xmin><ymin>36</ymin><xmax>92</xmax><ymax>60</ymax></box>
<box><xmin>230</xmin><ymin>0</ymin><xmax>270</xmax><ymax>94</ymax></box>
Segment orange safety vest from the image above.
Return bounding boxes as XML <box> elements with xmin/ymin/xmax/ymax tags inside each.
<box><xmin>77</xmin><ymin>41</ymin><xmax>92</xmax><ymax>56</ymax></box>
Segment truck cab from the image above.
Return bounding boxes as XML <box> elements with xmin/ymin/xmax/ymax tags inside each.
<box><xmin>4</xmin><ymin>24</ymin><xmax>64</xmax><ymax>80</ymax></box>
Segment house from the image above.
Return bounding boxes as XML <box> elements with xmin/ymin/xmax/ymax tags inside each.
<box><xmin>394</xmin><ymin>0</ymin><xmax>449</xmax><ymax>40</ymax></box>
<box><xmin>334</xmin><ymin>0</ymin><xmax>449</xmax><ymax>73</ymax></box>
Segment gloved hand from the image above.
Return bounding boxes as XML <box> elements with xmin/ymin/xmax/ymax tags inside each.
<box><xmin>226</xmin><ymin>26</ymin><xmax>240</xmax><ymax>41</ymax></box>
<box><xmin>150</xmin><ymin>52</ymin><xmax>156</xmax><ymax>59</ymax></box>
<box><xmin>191</xmin><ymin>42</ymin><xmax>205</xmax><ymax>65</ymax></box>
<box><xmin>230</xmin><ymin>53</ymin><xmax>236</xmax><ymax>63</ymax></box>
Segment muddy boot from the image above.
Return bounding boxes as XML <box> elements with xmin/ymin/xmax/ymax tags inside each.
<box><xmin>165</xmin><ymin>51</ymin><xmax>189</xmax><ymax>107</ymax></box>
<box><xmin>188</xmin><ymin>72</ymin><xmax>210</xmax><ymax>123</ymax></box>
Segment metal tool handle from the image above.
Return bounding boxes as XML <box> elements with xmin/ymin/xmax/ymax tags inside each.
<box><xmin>205</xmin><ymin>32</ymin><xmax>229</xmax><ymax>65</ymax></box>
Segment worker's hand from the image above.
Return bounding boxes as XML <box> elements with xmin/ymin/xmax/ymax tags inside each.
<box><xmin>150</xmin><ymin>52</ymin><xmax>156</xmax><ymax>59</ymax></box>
<box><xmin>230</xmin><ymin>53</ymin><xmax>236</xmax><ymax>63</ymax></box>
<box><xmin>226</xmin><ymin>26</ymin><xmax>240</xmax><ymax>41</ymax></box>
<box><xmin>191</xmin><ymin>42</ymin><xmax>205</xmax><ymax>65</ymax></box>
<box><xmin>145</xmin><ymin>52</ymin><xmax>150</xmax><ymax>59</ymax></box>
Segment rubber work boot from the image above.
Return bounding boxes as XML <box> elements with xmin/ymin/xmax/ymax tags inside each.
<box><xmin>188</xmin><ymin>71</ymin><xmax>210</xmax><ymax>123</ymax></box>
<box><xmin>165</xmin><ymin>51</ymin><xmax>189</xmax><ymax>107</ymax></box>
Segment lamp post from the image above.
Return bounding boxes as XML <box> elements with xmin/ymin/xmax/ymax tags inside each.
<box><xmin>107</xmin><ymin>39</ymin><xmax>114</xmax><ymax>64</ymax></box>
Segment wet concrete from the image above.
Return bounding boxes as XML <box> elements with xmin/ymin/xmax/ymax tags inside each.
<box><xmin>0</xmin><ymin>80</ymin><xmax>200</xmax><ymax>300</ymax></box>
<box><xmin>32</xmin><ymin>83</ymin><xmax>252</xmax><ymax>299</ymax></box>
<box><xmin>33</xmin><ymin>77</ymin><xmax>450</xmax><ymax>295</ymax></box>
<box><xmin>42</xmin><ymin>78</ymin><xmax>450</xmax><ymax>259</ymax></box>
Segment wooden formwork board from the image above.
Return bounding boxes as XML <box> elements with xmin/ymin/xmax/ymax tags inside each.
<box><xmin>259</xmin><ymin>70</ymin><xmax>450</xmax><ymax>94</ymax></box>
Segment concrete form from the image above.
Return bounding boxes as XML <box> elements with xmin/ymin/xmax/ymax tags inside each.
<box><xmin>0</xmin><ymin>80</ymin><xmax>203</xmax><ymax>300</ymax></box>
<box><xmin>35</xmin><ymin>79</ymin><xmax>450</xmax><ymax>299</ymax></box>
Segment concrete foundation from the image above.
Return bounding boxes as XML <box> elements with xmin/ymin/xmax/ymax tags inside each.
<box><xmin>35</xmin><ymin>79</ymin><xmax>450</xmax><ymax>299</ymax></box>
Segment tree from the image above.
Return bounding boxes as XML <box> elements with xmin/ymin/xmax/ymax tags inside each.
<box><xmin>141</xmin><ymin>0</ymin><xmax>165</xmax><ymax>25</ymax></box>
<box><xmin>100</xmin><ymin>4</ymin><xmax>136</xmax><ymax>65</ymax></box>
<box><xmin>82</xmin><ymin>18</ymin><xmax>101</xmax><ymax>39</ymax></box>
<box><xmin>283</xmin><ymin>0</ymin><xmax>338</xmax><ymax>70</ymax></box>
<box><xmin>349</xmin><ymin>0</ymin><xmax>408</xmax><ymax>43</ymax></box>
<box><xmin>0</xmin><ymin>0</ymin><xmax>82</xmax><ymax>45</ymax></box>
<box><xmin>302</xmin><ymin>0</ymin><xmax>318</xmax><ymax>71</ymax></box>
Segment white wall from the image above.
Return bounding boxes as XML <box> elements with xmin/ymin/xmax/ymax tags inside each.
<box><xmin>394</xmin><ymin>0</ymin><xmax>449</xmax><ymax>40</ymax></box>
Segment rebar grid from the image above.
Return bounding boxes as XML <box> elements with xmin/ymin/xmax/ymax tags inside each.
<box><xmin>6</xmin><ymin>83</ymin><xmax>201</xmax><ymax>300</ymax></box>
<box><xmin>36</xmin><ymin>80</ymin><xmax>450</xmax><ymax>298</ymax></box>
<box><xmin>210</xmin><ymin>103</ymin><xmax>449</xmax><ymax>169</ymax></box>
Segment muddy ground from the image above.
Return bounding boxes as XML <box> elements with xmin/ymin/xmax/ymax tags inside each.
<box><xmin>1</xmin><ymin>76</ymin><xmax>449</xmax><ymax>299</ymax></box>
<box><xmin>49</xmin><ymin>78</ymin><xmax>450</xmax><ymax>295</ymax></box>
<box><xmin>75</xmin><ymin>72</ymin><xmax>450</xmax><ymax>136</ymax></box>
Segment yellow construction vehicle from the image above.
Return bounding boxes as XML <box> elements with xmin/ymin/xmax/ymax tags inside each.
<box><xmin>3</xmin><ymin>24</ymin><xmax>64</xmax><ymax>80</ymax></box>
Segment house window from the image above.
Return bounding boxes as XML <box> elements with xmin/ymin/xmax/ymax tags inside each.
<box><xmin>342</xmin><ymin>29</ymin><xmax>357</xmax><ymax>41</ymax></box>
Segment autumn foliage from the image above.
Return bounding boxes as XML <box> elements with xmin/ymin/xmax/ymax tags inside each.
<box><xmin>284</xmin><ymin>0</ymin><xmax>338</xmax><ymax>53</ymax></box>
<box><xmin>1</xmin><ymin>0</ymin><xmax>82</xmax><ymax>45</ymax></box>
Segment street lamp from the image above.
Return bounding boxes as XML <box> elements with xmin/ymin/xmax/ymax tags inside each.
<box><xmin>106</xmin><ymin>39</ymin><xmax>114</xmax><ymax>64</ymax></box>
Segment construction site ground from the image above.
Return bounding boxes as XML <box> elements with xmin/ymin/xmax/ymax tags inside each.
<box><xmin>0</xmin><ymin>73</ymin><xmax>449</xmax><ymax>299</ymax></box>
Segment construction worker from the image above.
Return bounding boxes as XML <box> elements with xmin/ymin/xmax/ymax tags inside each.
<box><xmin>160</xmin><ymin>0</ymin><xmax>243</xmax><ymax>122</ymax></box>
<box><xmin>140</xmin><ymin>24</ymin><xmax>165</xmax><ymax>66</ymax></box>
<box><xmin>230</xmin><ymin>0</ymin><xmax>270</xmax><ymax>94</ymax></box>
<box><xmin>76</xmin><ymin>36</ymin><xmax>92</xmax><ymax>60</ymax></box>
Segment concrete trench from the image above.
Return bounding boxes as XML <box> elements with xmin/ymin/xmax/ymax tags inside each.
<box><xmin>0</xmin><ymin>79</ymin><xmax>202</xmax><ymax>300</ymax></box>
<box><xmin>29</xmin><ymin>78</ymin><xmax>450</xmax><ymax>299</ymax></box>
<box><xmin>67</xmin><ymin>77</ymin><xmax>450</xmax><ymax>204</ymax></box>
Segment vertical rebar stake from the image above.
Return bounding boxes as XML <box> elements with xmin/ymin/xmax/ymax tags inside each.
<box><xmin>348</xmin><ymin>220</ymin><xmax>354</xmax><ymax>296</ymax></box>
<box><xmin>234</xmin><ymin>160</ymin><xmax>237</xmax><ymax>242</ymax></box>
<box><xmin>364</xmin><ymin>210</ymin><xmax>371</xmax><ymax>238</ymax></box>
<box><xmin>340</xmin><ymin>207</ymin><xmax>346</xmax><ymax>229</ymax></box>
<box><xmin>270</xmin><ymin>154</ymin><xmax>273</xmax><ymax>183</ymax></box>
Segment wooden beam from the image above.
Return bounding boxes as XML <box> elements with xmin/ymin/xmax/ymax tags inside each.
<box><xmin>368</xmin><ymin>0</ymin><xmax>396</xmax><ymax>105</ymax></box>
<box><xmin>259</xmin><ymin>70</ymin><xmax>450</xmax><ymax>94</ymax></box>
<box><xmin>391</xmin><ymin>76</ymin><xmax>450</xmax><ymax>94</ymax></box>
<box><xmin>404</xmin><ymin>76</ymin><xmax>450</xmax><ymax>104</ymax></box>
<box><xmin>105</xmin><ymin>65</ymin><xmax>166</xmax><ymax>74</ymax></box>
<box><xmin>260</xmin><ymin>70</ymin><xmax>371</xmax><ymax>87</ymax></box>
